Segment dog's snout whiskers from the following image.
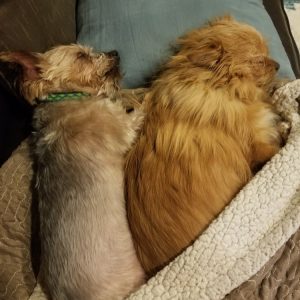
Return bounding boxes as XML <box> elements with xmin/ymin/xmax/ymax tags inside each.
<box><xmin>106</xmin><ymin>50</ymin><xmax>119</xmax><ymax>58</ymax></box>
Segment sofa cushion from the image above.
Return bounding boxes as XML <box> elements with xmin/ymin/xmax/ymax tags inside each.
<box><xmin>263</xmin><ymin>0</ymin><xmax>300</xmax><ymax>78</ymax></box>
<box><xmin>0</xmin><ymin>0</ymin><xmax>76</xmax><ymax>52</ymax></box>
<box><xmin>0</xmin><ymin>141</ymin><xmax>39</xmax><ymax>300</ymax></box>
<box><xmin>77</xmin><ymin>0</ymin><xmax>296</xmax><ymax>88</ymax></box>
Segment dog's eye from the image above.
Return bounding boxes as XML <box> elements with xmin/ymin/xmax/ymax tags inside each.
<box><xmin>76</xmin><ymin>52</ymin><xmax>89</xmax><ymax>60</ymax></box>
<box><xmin>90</xmin><ymin>53</ymin><xmax>104</xmax><ymax>58</ymax></box>
<box><xmin>250</xmin><ymin>56</ymin><xmax>266</xmax><ymax>66</ymax></box>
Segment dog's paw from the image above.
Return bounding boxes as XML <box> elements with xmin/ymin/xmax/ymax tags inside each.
<box><xmin>268</xmin><ymin>79</ymin><xmax>291</xmax><ymax>96</ymax></box>
<box><xmin>278</xmin><ymin>121</ymin><xmax>291</xmax><ymax>143</ymax></box>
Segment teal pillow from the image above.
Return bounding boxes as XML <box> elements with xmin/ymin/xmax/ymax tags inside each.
<box><xmin>77</xmin><ymin>0</ymin><xmax>295</xmax><ymax>88</ymax></box>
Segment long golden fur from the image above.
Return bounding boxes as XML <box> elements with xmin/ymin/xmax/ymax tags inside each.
<box><xmin>125</xmin><ymin>16</ymin><xmax>283</xmax><ymax>276</ymax></box>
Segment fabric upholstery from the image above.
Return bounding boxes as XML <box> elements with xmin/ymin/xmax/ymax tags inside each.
<box><xmin>0</xmin><ymin>0</ymin><xmax>76</xmax><ymax>52</ymax></box>
<box><xmin>263</xmin><ymin>0</ymin><xmax>300</xmax><ymax>78</ymax></box>
<box><xmin>0</xmin><ymin>141</ymin><xmax>39</xmax><ymax>300</ymax></box>
<box><xmin>225</xmin><ymin>228</ymin><xmax>300</xmax><ymax>299</ymax></box>
<box><xmin>77</xmin><ymin>0</ymin><xmax>295</xmax><ymax>88</ymax></box>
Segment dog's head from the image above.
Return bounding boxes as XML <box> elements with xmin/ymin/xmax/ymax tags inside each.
<box><xmin>0</xmin><ymin>44</ymin><xmax>121</xmax><ymax>103</ymax></box>
<box><xmin>174</xmin><ymin>16</ymin><xmax>279</xmax><ymax>89</ymax></box>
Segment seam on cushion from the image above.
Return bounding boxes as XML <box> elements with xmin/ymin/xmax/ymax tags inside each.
<box><xmin>280</xmin><ymin>0</ymin><xmax>300</xmax><ymax>78</ymax></box>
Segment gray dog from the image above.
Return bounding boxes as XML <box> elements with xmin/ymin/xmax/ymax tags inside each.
<box><xmin>0</xmin><ymin>45</ymin><xmax>145</xmax><ymax>300</ymax></box>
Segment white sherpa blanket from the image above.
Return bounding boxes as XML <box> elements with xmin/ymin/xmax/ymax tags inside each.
<box><xmin>128</xmin><ymin>80</ymin><xmax>300</xmax><ymax>299</ymax></box>
<box><xmin>30</xmin><ymin>80</ymin><xmax>300</xmax><ymax>300</ymax></box>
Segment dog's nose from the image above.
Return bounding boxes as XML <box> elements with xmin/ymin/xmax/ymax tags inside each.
<box><xmin>273</xmin><ymin>60</ymin><xmax>280</xmax><ymax>71</ymax></box>
<box><xmin>107</xmin><ymin>50</ymin><xmax>119</xmax><ymax>58</ymax></box>
<box><xmin>106</xmin><ymin>50</ymin><xmax>120</xmax><ymax>64</ymax></box>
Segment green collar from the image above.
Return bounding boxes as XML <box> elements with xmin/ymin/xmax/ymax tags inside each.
<box><xmin>41</xmin><ymin>92</ymin><xmax>90</xmax><ymax>103</ymax></box>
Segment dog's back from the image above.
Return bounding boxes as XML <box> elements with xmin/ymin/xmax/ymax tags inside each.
<box><xmin>34</xmin><ymin>98</ymin><xmax>144</xmax><ymax>300</ymax></box>
<box><xmin>125</xmin><ymin>85</ymin><xmax>254</xmax><ymax>275</ymax></box>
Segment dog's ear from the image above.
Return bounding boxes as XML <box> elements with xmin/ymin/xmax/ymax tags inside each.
<box><xmin>208</xmin><ymin>15</ymin><xmax>234</xmax><ymax>26</ymax></box>
<box><xmin>0</xmin><ymin>51</ymin><xmax>41</xmax><ymax>81</ymax></box>
<box><xmin>0</xmin><ymin>51</ymin><xmax>44</xmax><ymax>103</ymax></box>
<box><xmin>186</xmin><ymin>38</ymin><xmax>224</xmax><ymax>69</ymax></box>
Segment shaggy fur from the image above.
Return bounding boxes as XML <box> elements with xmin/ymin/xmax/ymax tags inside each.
<box><xmin>4</xmin><ymin>45</ymin><xmax>145</xmax><ymax>299</ymax></box>
<box><xmin>125</xmin><ymin>17</ymin><xmax>283</xmax><ymax>276</ymax></box>
<box><xmin>0</xmin><ymin>44</ymin><xmax>120</xmax><ymax>103</ymax></box>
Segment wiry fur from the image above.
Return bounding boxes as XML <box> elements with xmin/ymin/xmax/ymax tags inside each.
<box><xmin>35</xmin><ymin>98</ymin><xmax>144</xmax><ymax>300</ymax></box>
<box><xmin>0</xmin><ymin>44</ymin><xmax>120</xmax><ymax>103</ymax></box>
<box><xmin>5</xmin><ymin>45</ymin><xmax>145</xmax><ymax>299</ymax></box>
<box><xmin>125</xmin><ymin>17</ymin><xmax>283</xmax><ymax>276</ymax></box>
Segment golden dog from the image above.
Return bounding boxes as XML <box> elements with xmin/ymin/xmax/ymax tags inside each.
<box><xmin>125</xmin><ymin>17</ymin><xmax>282</xmax><ymax>276</ymax></box>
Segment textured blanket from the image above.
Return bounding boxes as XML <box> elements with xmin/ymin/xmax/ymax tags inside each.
<box><xmin>126</xmin><ymin>80</ymin><xmax>300</xmax><ymax>299</ymax></box>
<box><xmin>2</xmin><ymin>81</ymin><xmax>300</xmax><ymax>300</ymax></box>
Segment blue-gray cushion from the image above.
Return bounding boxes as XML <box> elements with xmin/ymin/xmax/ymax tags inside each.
<box><xmin>77</xmin><ymin>0</ymin><xmax>295</xmax><ymax>88</ymax></box>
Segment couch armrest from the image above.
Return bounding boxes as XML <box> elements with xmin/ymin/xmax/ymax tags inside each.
<box><xmin>0</xmin><ymin>0</ymin><xmax>76</xmax><ymax>52</ymax></box>
<box><xmin>263</xmin><ymin>0</ymin><xmax>300</xmax><ymax>78</ymax></box>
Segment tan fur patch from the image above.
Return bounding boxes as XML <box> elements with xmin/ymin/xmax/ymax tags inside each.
<box><xmin>0</xmin><ymin>44</ymin><xmax>121</xmax><ymax>103</ymax></box>
<box><xmin>125</xmin><ymin>16</ymin><xmax>282</xmax><ymax>276</ymax></box>
<box><xmin>2</xmin><ymin>44</ymin><xmax>146</xmax><ymax>299</ymax></box>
